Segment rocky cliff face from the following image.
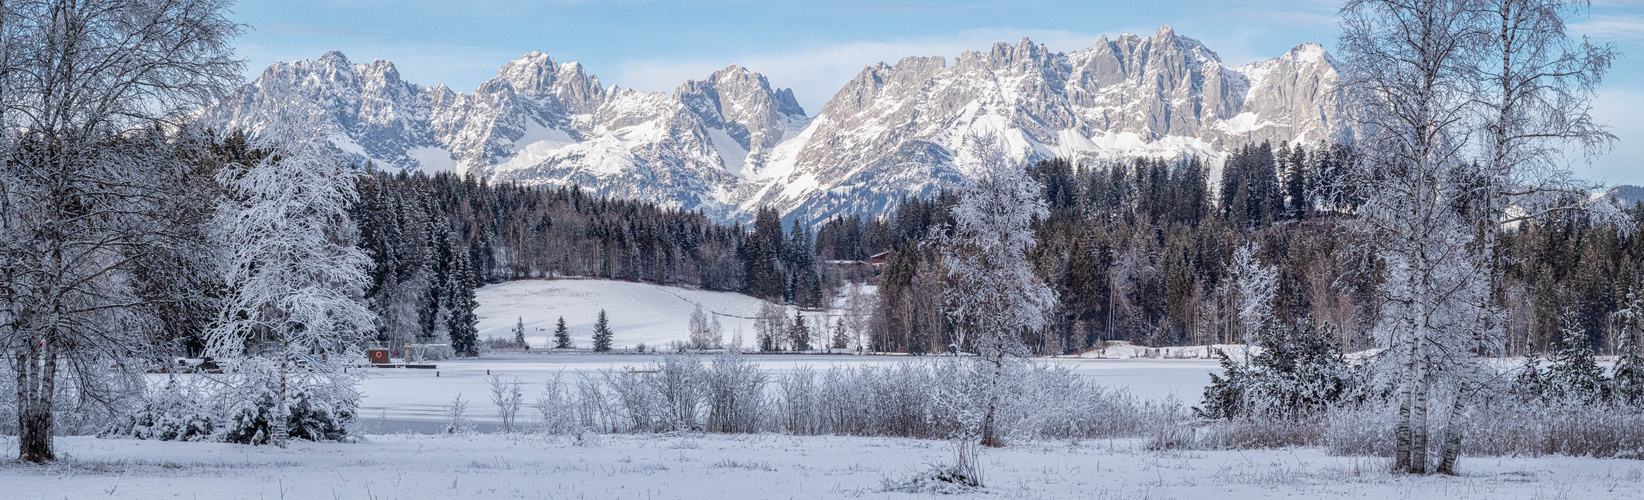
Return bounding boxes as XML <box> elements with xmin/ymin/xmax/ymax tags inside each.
<box><xmin>200</xmin><ymin>26</ymin><xmax>1343</xmax><ymax>224</ymax></box>
<box><xmin>738</xmin><ymin>27</ymin><xmax>1344</xmax><ymax>223</ymax></box>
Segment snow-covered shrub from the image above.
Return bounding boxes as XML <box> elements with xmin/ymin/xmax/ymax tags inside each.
<box><xmin>101</xmin><ymin>380</ymin><xmax>216</xmax><ymax>441</ymax></box>
<box><xmin>1326</xmin><ymin>378</ymin><xmax>1644</xmax><ymax>459</ymax></box>
<box><xmin>652</xmin><ymin>355</ymin><xmax>704</xmax><ymax>431</ymax></box>
<box><xmin>219</xmin><ymin>382</ymin><xmax>278</xmax><ymax>445</ymax></box>
<box><xmin>882</xmin><ymin>440</ymin><xmax>984</xmax><ymax>493</ymax></box>
<box><xmin>488</xmin><ymin>376</ymin><xmax>524</xmax><ymax>433</ymax></box>
<box><xmin>218</xmin><ymin>374</ymin><xmax>359</xmax><ymax>444</ymax></box>
<box><xmin>534</xmin><ymin>373</ymin><xmax>576</xmax><ymax>434</ymax></box>
<box><xmin>444</xmin><ymin>392</ymin><xmax>474</xmax><ymax>435</ymax></box>
<box><xmin>1004</xmin><ymin>362</ymin><xmax>1180</xmax><ymax>441</ymax></box>
<box><xmin>604</xmin><ymin>368</ymin><xmax>659</xmax><ymax>432</ymax></box>
<box><xmin>777</xmin><ymin>366</ymin><xmax>821</xmax><ymax>435</ymax></box>
<box><xmin>217</xmin><ymin>359</ymin><xmax>360</xmax><ymax>445</ymax></box>
<box><xmin>704</xmin><ymin>351</ymin><xmax>765</xmax><ymax>433</ymax></box>
<box><xmin>1195</xmin><ymin>319</ymin><xmax>1354</xmax><ymax>421</ymax></box>
<box><xmin>574</xmin><ymin>372</ymin><xmax>613</xmax><ymax>432</ymax></box>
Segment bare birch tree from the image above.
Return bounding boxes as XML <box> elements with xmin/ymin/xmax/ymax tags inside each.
<box><xmin>940</xmin><ymin>134</ymin><xmax>1056</xmax><ymax>447</ymax></box>
<box><xmin>0</xmin><ymin>0</ymin><xmax>240</xmax><ymax>462</ymax></box>
<box><xmin>1340</xmin><ymin>0</ymin><xmax>1492</xmax><ymax>475</ymax></box>
<box><xmin>1339</xmin><ymin>0</ymin><xmax>1625</xmax><ymax>475</ymax></box>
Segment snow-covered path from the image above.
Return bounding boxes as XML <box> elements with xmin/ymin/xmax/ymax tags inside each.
<box><xmin>3</xmin><ymin>433</ymin><xmax>1640</xmax><ymax>499</ymax></box>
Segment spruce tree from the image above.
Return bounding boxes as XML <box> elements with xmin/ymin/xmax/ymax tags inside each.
<box><xmin>790</xmin><ymin>310</ymin><xmax>811</xmax><ymax>352</ymax></box>
<box><xmin>512</xmin><ymin>317</ymin><xmax>527</xmax><ymax>348</ymax></box>
<box><xmin>1544</xmin><ymin>313</ymin><xmax>1607</xmax><ymax>403</ymax></box>
<box><xmin>592</xmin><ymin>310</ymin><xmax>613</xmax><ymax>352</ymax></box>
<box><xmin>1613</xmin><ymin>293</ymin><xmax>1644</xmax><ymax>406</ymax></box>
<box><xmin>830</xmin><ymin>318</ymin><xmax>850</xmax><ymax>351</ymax></box>
<box><xmin>446</xmin><ymin>239</ymin><xmax>480</xmax><ymax>357</ymax></box>
<box><xmin>553</xmin><ymin>316</ymin><xmax>572</xmax><ymax>349</ymax></box>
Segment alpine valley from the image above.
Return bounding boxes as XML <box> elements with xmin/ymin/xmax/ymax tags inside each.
<box><xmin>200</xmin><ymin>26</ymin><xmax>1345</xmax><ymax>224</ymax></box>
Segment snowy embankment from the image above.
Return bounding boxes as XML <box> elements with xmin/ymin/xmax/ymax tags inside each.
<box><xmin>4</xmin><ymin>433</ymin><xmax>1642</xmax><ymax>499</ymax></box>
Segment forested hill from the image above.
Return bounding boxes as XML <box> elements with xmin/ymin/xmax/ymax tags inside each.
<box><xmin>351</xmin><ymin>166</ymin><xmax>836</xmax><ymax>348</ymax></box>
<box><xmin>816</xmin><ymin>142</ymin><xmax>1644</xmax><ymax>357</ymax></box>
<box><xmin>353</xmin><ymin>134</ymin><xmax>1643</xmax><ymax>359</ymax></box>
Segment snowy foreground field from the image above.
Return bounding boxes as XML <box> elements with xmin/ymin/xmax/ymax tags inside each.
<box><xmin>4</xmin><ymin>431</ymin><xmax>1642</xmax><ymax>499</ymax></box>
<box><xmin>5</xmin><ymin>354</ymin><xmax>1644</xmax><ymax>498</ymax></box>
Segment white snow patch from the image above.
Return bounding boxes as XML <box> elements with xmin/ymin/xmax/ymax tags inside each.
<box><xmin>512</xmin><ymin>120</ymin><xmax>577</xmax><ymax>153</ymax></box>
<box><xmin>328</xmin><ymin>132</ymin><xmax>367</xmax><ymax>156</ymax></box>
<box><xmin>406</xmin><ymin>145</ymin><xmax>457</xmax><ymax>174</ymax></box>
<box><xmin>707</xmin><ymin>127</ymin><xmax>749</xmax><ymax>177</ymax></box>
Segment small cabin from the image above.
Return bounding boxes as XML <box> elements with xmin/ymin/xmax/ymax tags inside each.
<box><xmin>868</xmin><ymin>251</ymin><xmax>892</xmax><ymax>267</ymax></box>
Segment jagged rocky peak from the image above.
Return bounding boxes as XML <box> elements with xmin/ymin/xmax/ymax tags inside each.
<box><xmin>675</xmin><ymin>65</ymin><xmax>807</xmax><ymax>154</ymax></box>
<box><xmin>200</xmin><ymin>28</ymin><xmax>1345</xmax><ymax>225</ymax></box>
<box><xmin>489</xmin><ymin>51</ymin><xmax>605</xmax><ymax>113</ymax></box>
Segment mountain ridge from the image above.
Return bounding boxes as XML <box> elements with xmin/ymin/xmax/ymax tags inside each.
<box><xmin>199</xmin><ymin>26</ymin><xmax>1346</xmax><ymax>224</ymax></box>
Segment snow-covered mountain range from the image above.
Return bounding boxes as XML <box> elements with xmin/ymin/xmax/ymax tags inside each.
<box><xmin>200</xmin><ymin>26</ymin><xmax>1344</xmax><ymax>224</ymax></box>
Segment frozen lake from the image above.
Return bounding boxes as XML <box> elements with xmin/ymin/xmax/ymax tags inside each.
<box><xmin>357</xmin><ymin>353</ymin><xmax>1221</xmax><ymax>430</ymax></box>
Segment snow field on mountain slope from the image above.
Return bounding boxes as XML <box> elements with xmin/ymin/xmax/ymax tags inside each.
<box><xmin>4</xmin><ymin>433</ymin><xmax>1641</xmax><ymax>500</ymax></box>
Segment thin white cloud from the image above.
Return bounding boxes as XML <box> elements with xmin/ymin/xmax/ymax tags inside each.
<box><xmin>1572</xmin><ymin>13</ymin><xmax>1644</xmax><ymax>42</ymax></box>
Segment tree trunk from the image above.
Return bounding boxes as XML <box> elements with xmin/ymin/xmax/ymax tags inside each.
<box><xmin>1393</xmin><ymin>316</ymin><xmax>1421</xmax><ymax>472</ymax></box>
<box><xmin>16</xmin><ymin>340</ymin><xmax>58</xmax><ymax>462</ymax></box>
<box><xmin>1435</xmin><ymin>385</ymin><xmax>1469</xmax><ymax>475</ymax></box>
<box><xmin>980</xmin><ymin>354</ymin><xmax>1005</xmax><ymax>448</ymax></box>
<box><xmin>272</xmin><ymin>349</ymin><xmax>289</xmax><ymax>447</ymax></box>
<box><xmin>1409</xmin><ymin>365</ymin><xmax>1431</xmax><ymax>473</ymax></box>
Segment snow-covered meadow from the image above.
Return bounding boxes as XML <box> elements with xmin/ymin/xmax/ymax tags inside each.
<box><xmin>473</xmin><ymin>279</ymin><xmax>844</xmax><ymax>350</ymax></box>
<box><xmin>10</xmin><ymin>351</ymin><xmax>1644</xmax><ymax>499</ymax></box>
<box><xmin>5</xmin><ymin>430</ymin><xmax>1643</xmax><ymax>499</ymax></box>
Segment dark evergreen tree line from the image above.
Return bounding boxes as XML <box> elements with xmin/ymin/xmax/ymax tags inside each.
<box><xmin>849</xmin><ymin>142</ymin><xmax>1642</xmax><ymax>356</ymax></box>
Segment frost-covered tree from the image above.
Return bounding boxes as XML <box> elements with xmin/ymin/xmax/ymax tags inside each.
<box><xmin>846</xmin><ymin>283</ymin><xmax>871</xmax><ymax>353</ymax></box>
<box><xmin>1615</xmin><ymin>293</ymin><xmax>1644</xmax><ymax>406</ymax></box>
<box><xmin>207</xmin><ymin>82</ymin><xmax>375</xmax><ymax>448</ymax></box>
<box><xmin>591</xmin><ymin>310</ymin><xmax>613</xmax><ymax>352</ymax></box>
<box><xmin>553</xmin><ymin>316</ymin><xmax>572</xmax><ymax>349</ymax></box>
<box><xmin>940</xmin><ymin>134</ymin><xmax>1056</xmax><ymax>447</ymax></box>
<box><xmin>1229</xmin><ymin>242</ymin><xmax>1278</xmax><ymax>345</ymax></box>
<box><xmin>1339</xmin><ymin>0</ymin><xmax>1626</xmax><ymax>475</ymax></box>
<box><xmin>688</xmin><ymin>305</ymin><xmax>715</xmax><ymax>350</ymax></box>
<box><xmin>1543</xmin><ymin>312</ymin><xmax>1607</xmax><ymax>404</ymax></box>
<box><xmin>0</xmin><ymin>0</ymin><xmax>241</xmax><ymax>462</ymax></box>
<box><xmin>709</xmin><ymin>316</ymin><xmax>724</xmax><ymax>350</ymax></box>
<box><xmin>1474</xmin><ymin>0</ymin><xmax>1618</xmax><ymax>226</ymax></box>
<box><xmin>756</xmin><ymin>301</ymin><xmax>785</xmax><ymax>352</ymax></box>
<box><xmin>1340</xmin><ymin>0</ymin><xmax>1502</xmax><ymax>474</ymax></box>
<box><xmin>1197</xmin><ymin>319</ymin><xmax>1351</xmax><ymax>420</ymax></box>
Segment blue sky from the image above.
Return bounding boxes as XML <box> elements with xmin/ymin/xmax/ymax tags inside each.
<box><xmin>231</xmin><ymin>0</ymin><xmax>1644</xmax><ymax>185</ymax></box>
